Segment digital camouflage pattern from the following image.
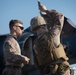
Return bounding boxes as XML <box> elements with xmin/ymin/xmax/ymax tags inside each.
<box><xmin>34</xmin><ymin>32</ymin><xmax>55</xmax><ymax>66</ymax></box>
<box><xmin>34</xmin><ymin>31</ymin><xmax>70</xmax><ymax>75</ymax></box>
<box><xmin>30</xmin><ymin>16</ymin><xmax>46</xmax><ymax>31</ymax></box>
<box><xmin>32</xmin><ymin>10</ymin><xmax>70</xmax><ymax>75</ymax></box>
<box><xmin>41</xmin><ymin>9</ymin><xmax>64</xmax><ymax>37</ymax></box>
<box><xmin>2</xmin><ymin>35</ymin><xmax>26</xmax><ymax>75</ymax></box>
<box><xmin>2</xmin><ymin>67</ymin><xmax>21</xmax><ymax>75</ymax></box>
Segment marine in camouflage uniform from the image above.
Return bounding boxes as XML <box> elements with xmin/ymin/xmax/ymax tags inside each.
<box><xmin>2</xmin><ymin>20</ymin><xmax>30</xmax><ymax>75</ymax></box>
<box><xmin>30</xmin><ymin>15</ymin><xmax>70</xmax><ymax>75</ymax></box>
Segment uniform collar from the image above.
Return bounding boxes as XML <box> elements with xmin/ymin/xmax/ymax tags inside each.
<box><xmin>9</xmin><ymin>34</ymin><xmax>17</xmax><ymax>40</ymax></box>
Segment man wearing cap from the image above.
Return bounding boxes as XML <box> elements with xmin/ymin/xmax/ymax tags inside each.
<box><xmin>2</xmin><ymin>20</ymin><xmax>30</xmax><ymax>75</ymax></box>
<box><xmin>30</xmin><ymin>15</ymin><xmax>70</xmax><ymax>75</ymax></box>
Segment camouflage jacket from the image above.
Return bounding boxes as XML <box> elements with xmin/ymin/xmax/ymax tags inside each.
<box><xmin>3</xmin><ymin>35</ymin><xmax>26</xmax><ymax>67</ymax></box>
<box><xmin>34</xmin><ymin>32</ymin><xmax>55</xmax><ymax>66</ymax></box>
<box><xmin>34</xmin><ymin>32</ymin><xmax>70</xmax><ymax>75</ymax></box>
<box><xmin>41</xmin><ymin>9</ymin><xmax>64</xmax><ymax>37</ymax></box>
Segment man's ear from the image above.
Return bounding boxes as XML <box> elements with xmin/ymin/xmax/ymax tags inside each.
<box><xmin>13</xmin><ymin>25</ymin><xmax>17</xmax><ymax>31</ymax></box>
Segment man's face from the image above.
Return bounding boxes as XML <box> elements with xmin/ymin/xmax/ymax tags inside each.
<box><xmin>14</xmin><ymin>23</ymin><xmax>24</xmax><ymax>36</ymax></box>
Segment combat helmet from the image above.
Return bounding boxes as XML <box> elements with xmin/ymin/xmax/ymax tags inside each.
<box><xmin>30</xmin><ymin>16</ymin><xmax>46</xmax><ymax>31</ymax></box>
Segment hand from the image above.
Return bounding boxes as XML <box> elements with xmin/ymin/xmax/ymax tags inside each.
<box><xmin>38</xmin><ymin>1</ymin><xmax>47</xmax><ymax>12</ymax></box>
<box><xmin>24</xmin><ymin>56</ymin><xmax>30</xmax><ymax>64</ymax></box>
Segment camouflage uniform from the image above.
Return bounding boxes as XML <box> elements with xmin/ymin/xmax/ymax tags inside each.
<box><xmin>41</xmin><ymin>9</ymin><xmax>64</xmax><ymax>35</ymax></box>
<box><xmin>2</xmin><ymin>35</ymin><xmax>26</xmax><ymax>75</ymax></box>
<box><xmin>34</xmin><ymin>32</ymin><xmax>70</xmax><ymax>75</ymax></box>
<box><xmin>30</xmin><ymin>10</ymin><xmax>70</xmax><ymax>75</ymax></box>
<box><xmin>42</xmin><ymin>10</ymin><xmax>70</xmax><ymax>75</ymax></box>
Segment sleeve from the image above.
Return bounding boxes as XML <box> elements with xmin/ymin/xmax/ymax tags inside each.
<box><xmin>41</xmin><ymin>9</ymin><xmax>64</xmax><ymax>36</ymax></box>
<box><xmin>40</xmin><ymin>10</ymin><xmax>64</xmax><ymax>47</ymax></box>
<box><xmin>4</xmin><ymin>41</ymin><xmax>26</xmax><ymax>64</ymax></box>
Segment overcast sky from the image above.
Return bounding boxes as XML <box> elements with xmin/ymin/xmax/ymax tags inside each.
<box><xmin>0</xmin><ymin>0</ymin><xmax>76</xmax><ymax>34</ymax></box>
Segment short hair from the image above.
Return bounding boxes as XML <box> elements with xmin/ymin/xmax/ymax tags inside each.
<box><xmin>9</xmin><ymin>19</ymin><xmax>23</xmax><ymax>29</ymax></box>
